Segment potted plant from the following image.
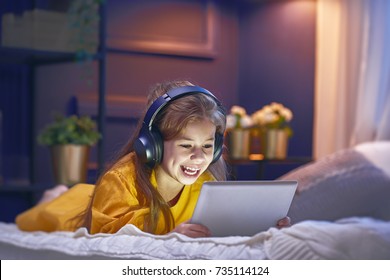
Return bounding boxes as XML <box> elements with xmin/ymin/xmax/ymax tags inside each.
<box><xmin>37</xmin><ymin>114</ymin><xmax>101</xmax><ymax>185</ymax></box>
<box><xmin>251</xmin><ymin>102</ymin><xmax>293</xmax><ymax>159</ymax></box>
<box><xmin>225</xmin><ymin>106</ymin><xmax>253</xmax><ymax>159</ymax></box>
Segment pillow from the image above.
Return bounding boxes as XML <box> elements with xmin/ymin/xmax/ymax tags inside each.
<box><xmin>354</xmin><ymin>141</ymin><xmax>390</xmax><ymax>176</ymax></box>
<box><xmin>279</xmin><ymin>148</ymin><xmax>390</xmax><ymax>224</ymax></box>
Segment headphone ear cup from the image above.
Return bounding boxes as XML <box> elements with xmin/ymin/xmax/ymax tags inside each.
<box><xmin>149</xmin><ymin>128</ymin><xmax>163</xmax><ymax>166</ymax></box>
<box><xmin>212</xmin><ymin>133</ymin><xmax>224</xmax><ymax>163</ymax></box>
<box><xmin>134</xmin><ymin>127</ymin><xmax>164</xmax><ymax>167</ymax></box>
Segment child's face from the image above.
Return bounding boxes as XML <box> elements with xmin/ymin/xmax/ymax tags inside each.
<box><xmin>158</xmin><ymin>119</ymin><xmax>217</xmax><ymax>187</ymax></box>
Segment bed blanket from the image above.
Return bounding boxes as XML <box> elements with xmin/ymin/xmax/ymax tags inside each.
<box><xmin>1</xmin><ymin>217</ymin><xmax>389</xmax><ymax>260</ymax></box>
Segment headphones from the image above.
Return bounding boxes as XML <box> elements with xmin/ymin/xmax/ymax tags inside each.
<box><xmin>134</xmin><ymin>85</ymin><xmax>225</xmax><ymax>168</ymax></box>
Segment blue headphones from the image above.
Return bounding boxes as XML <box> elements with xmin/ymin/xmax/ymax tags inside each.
<box><xmin>134</xmin><ymin>85</ymin><xmax>225</xmax><ymax>167</ymax></box>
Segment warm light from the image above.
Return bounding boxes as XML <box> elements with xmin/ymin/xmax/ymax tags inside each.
<box><xmin>249</xmin><ymin>153</ymin><xmax>264</xmax><ymax>160</ymax></box>
<box><xmin>281</xmin><ymin>0</ymin><xmax>316</xmax><ymax>24</ymax></box>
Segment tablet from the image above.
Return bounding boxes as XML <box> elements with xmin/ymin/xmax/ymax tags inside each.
<box><xmin>190</xmin><ymin>180</ymin><xmax>298</xmax><ymax>237</ymax></box>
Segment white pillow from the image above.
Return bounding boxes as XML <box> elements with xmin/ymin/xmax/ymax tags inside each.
<box><xmin>354</xmin><ymin>141</ymin><xmax>390</xmax><ymax>177</ymax></box>
<box><xmin>279</xmin><ymin>148</ymin><xmax>390</xmax><ymax>224</ymax></box>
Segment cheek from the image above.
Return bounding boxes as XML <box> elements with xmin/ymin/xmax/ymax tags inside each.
<box><xmin>170</xmin><ymin>150</ymin><xmax>190</xmax><ymax>163</ymax></box>
<box><xmin>206</xmin><ymin>147</ymin><xmax>215</xmax><ymax>160</ymax></box>
<box><xmin>205</xmin><ymin>150</ymin><xmax>214</xmax><ymax>161</ymax></box>
<box><xmin>162</xmin><ymin>144</ymin><xmax>185</xmax><ymax>164</ymax></box>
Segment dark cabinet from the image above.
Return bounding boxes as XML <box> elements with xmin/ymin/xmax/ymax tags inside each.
<box><xmin>0</xmin><ymin>1</ymin><xmax>107</xmax><ymax>222</ymax></box>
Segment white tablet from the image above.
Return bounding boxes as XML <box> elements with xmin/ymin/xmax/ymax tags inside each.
<box><xmin>190</xmin><ymin>180</ymin><xmax>298</xmax><ymax>237</ymax></box>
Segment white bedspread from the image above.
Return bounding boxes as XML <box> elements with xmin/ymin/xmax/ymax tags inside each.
<box><xmin>1</xmin><ymin>217</ymin><xmax>389</xmax><ymax>260</ymax></box>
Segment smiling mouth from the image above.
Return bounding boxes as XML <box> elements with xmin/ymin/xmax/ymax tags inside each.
<box><xmin>181</xmin><ymin>166</ymin><xmax>201</xmax><ymax>176</ymax></box>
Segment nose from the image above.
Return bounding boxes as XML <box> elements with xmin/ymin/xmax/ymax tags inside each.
<box><xmin>190</xmin><ymin>147</ymin><xmax>206</xmax><ymax>162</ymax></box>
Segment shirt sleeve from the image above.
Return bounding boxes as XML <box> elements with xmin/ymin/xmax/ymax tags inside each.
<box><xmin>90</xmin><ymin>168</ymin><xmax>149</xmax><ymax>234</ymax></box>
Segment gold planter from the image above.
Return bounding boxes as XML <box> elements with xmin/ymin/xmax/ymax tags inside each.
<box><xmin>265</xmin><ymin>129</ymin><xmax>288</xmax><ymax>159</ymax></box>
<box><xmin>250</xmin><ymin>127</ymin><xmax>267</xmax><ymax>156</ymax></box>
<box><xmin>226</xmin><ymin>129</ymin><xmax>251</xmax><ymax>159</ymax></box>
<box><xmin>50</xmin><ymin>144</ymin><xmax>90</xmax><ymax>185</ymax></box>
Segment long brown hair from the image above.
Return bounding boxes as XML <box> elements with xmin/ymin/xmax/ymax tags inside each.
<box><xmin>80</xmin><ymin>80</ymin><xmax>227</xmax><ymax>234</ymax></box>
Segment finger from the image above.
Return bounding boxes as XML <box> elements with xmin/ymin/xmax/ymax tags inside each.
<box><xmin>277</xmin><ymin>216</ymin><xmax>291</xmax><ymax>228</ymax></box>
<box><xmin>283</xmin><ymin>216</ymin><xmax>291</xmax><ymax>225</ymax></box>
<box><xmin>177</xmin><ymin>223</ymin><xmax>211</xmax><ymax>238</ymax></box>
<box><xmin>187</xmin><ymin>229</ymin><xmax>211</xmax><ymax>238</ymax></box>
<box><xmin>187</xmin><ymin>224</ymin><xmax>211</xmax><ymax>236</ymax></box>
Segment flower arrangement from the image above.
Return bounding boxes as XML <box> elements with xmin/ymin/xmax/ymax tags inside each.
<box><xmin>226</xmin><ymin>105</ymin><xmax>253</xmax><ymax>130</ymax></box>
<box><xmin>251</xmin><ymin>102</ymin><xmax>293</xmax><ymax>137</ymax></box>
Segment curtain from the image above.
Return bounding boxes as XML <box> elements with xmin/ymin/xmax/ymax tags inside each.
<box><xmin>315</xmin><ymin>0</ymin><xmax>390</xmax><ymax>159</ymax></box>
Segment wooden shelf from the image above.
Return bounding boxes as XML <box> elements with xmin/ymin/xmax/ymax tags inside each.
<box><xmin>227</xmin><ymin>155</ymin><xmax>312</xmax><ymax>180</ymax></box>
<box><xmin>0</xmin><ymin>2</ymin><xmax>107</xmax><ymax>184</ymax></box>
<box><xmin>228</xmin><ymin>154</ymin><xmax>312</xmax><ymax>164</ymax></box>
<box><xmin>0</xmin><ymin>46</ymin><xmax>104</xmax><ymax>65</ymax></box>
<box><xmin>0</xmin><ymin>46</ymin><xmax>76</xmax><ymax>64</ymax></box>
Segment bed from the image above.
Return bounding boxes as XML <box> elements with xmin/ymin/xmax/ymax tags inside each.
<box><xmin>1</xmin><ymin>141</ymin><xmax>390</xmax><ymax>260</ymax></box>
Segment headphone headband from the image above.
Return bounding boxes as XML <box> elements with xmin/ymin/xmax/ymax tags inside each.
<box><xmin>143</xmin><ymin>85</ymin><xmax>220</xmax><ymax>129</ymax></box>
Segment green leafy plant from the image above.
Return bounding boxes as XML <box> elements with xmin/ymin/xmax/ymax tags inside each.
<box><xmin>68</xmin><ymin>0</ymin><xmax>103</xmax><ymax>56</ymax></box>
<box><xmin>37</xmin><ymin>114</ymin><xmax>101</xmax><ymax>146</ymax></box>
<box><xmin>67</xmin><ymin>0</ymin><xmax>105</xmax><ymax>86</ymax></box>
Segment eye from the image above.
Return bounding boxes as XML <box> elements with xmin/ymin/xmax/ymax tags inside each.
<box><xmin>203</xmin><ymin>144</ymin><xmax>213</xmax><ymax>149</ymax></box>
<box><xmin>179</xmin><ymin>144</ymin><xmax>192</xmax><ymax>149</ymax></box>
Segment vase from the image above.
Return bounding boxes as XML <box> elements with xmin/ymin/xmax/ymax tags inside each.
<box><xmin>265</xmin><ymin>129</ymin><xmax>288</xmax><ymax>159</ymax></box>
<box><xmin>226</xmin><ymin>129</ymin><xmax>251</xmax><ymax>159</ymax></box>
<box><xmin>250</xmin><ymin>127</ymin><xmax>267</xmax><ymax>156</ymax></box>
<box><xmin>50</xmin><ymin>144</ymin><xmax>90</xmax><ymax>185</ymax></box>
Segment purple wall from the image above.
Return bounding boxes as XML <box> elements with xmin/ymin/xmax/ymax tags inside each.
<box><xmin>238</xmin><ymin>0</ymin><xmax>316</xmax><ymax>158</ymax></box>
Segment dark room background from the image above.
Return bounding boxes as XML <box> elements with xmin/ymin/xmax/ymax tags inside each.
<box><xmin>0</xmin><ymin>0</ymin><xmax>316</xmax><ymax>221</ymax></box>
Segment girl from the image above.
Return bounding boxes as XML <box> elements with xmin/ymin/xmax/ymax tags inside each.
<box><xmin>16</xmin><ymin>80</ymin><xmax>290</xmax><ymax>238</ymax></box>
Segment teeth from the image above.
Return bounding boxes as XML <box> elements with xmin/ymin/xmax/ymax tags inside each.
<box><xmin>186</xmin><ymin>166</ymin><xmax>198</xmax><ymax>171</ymax></box>
<box><xmin>183</xmin><ymin>166</ymin><xmax>200</xmax><ymax>176</ymax></box>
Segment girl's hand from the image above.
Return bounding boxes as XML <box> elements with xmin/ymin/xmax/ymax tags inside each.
<box><xmin>276</xmin><ymin>216</ymin><xmax>291</xmax><ymax>229</ymax></box>
<box><xmin>171</xmin><ymin>221</ymin><xmax>211</xmax><ymax>238</ymax></box>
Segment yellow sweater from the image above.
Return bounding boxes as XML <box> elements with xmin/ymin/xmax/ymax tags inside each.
<box><xmin>16</xmin><ymin>155</ymin><xmax>215</xmax><ymax>234</ymax></box>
